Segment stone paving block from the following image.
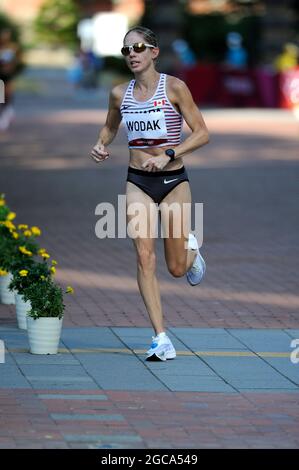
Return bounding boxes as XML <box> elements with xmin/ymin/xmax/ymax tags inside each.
<box><xmin>90</xmin><ymin>443</ymin><xmax>138</xmax><ymax>449</ymax></box>
<box><xmin>114</xmin><ymin>328</ymin><xmax>190</xmax><ymax>351</ymax></box>
<box><xmin>203</xmin><ymin>355</ymin><xmax>288</xmax><ymax>375</ymax></box>
<box><xmin>16</xmin><ymin>364</ymin><xmax>99</xmax><ymax>389</ymax></box>
<box><xmin>50</xmin><ymin>413</ymin><xmax>125</xmax><ymax>422</ymax></box>
<box><xmin>61</xmin><ymin>327</ymin><xmax>126</xmax><ymax>349</ymax></box>
<box><xmin>19</xmin><ymin>364</ymin><xmax>93</xmax><ymax>379</ymax></box>
<box><xmin>0</xmin><ymin>326</ymin><xmax>18</xmax><ymax>331</ymax></box>
<box><xmin>0</xmin><ymin>365</ymin><xmax>31</xmax><ymax>388</ymax></box>
<box><xmin>29</xmin><ymin>381</ymin><xmax>100</xmax><ymax>390</ymax></box>
<box><xmin>229</xmin><ymin>378</ymin><xmax>298</xmax><ymax>389</ymax></box>
<box><xmin>0</xmin><ymin>351</ymin><xmax>15</xmax><ymax>365</ymax></box>
<box><xmin>12</xmin><ymin>352</ymin><xmax>80</xmax><ymax>365</ymax></box>
<box><xmin>145</xmin><ymin>356</ymin><xmax>217</xmax><ymax>376</ymax></box>
<box><xmin>203</xmin><ymin>356</ymin><xmax>297</xmax><ymax>390</ymax></box>
<box><xmin>285</xmin><ymin>330</ymin><xmax>299</xmax><ymax>339</ymax></box>
<box><xmin>37</xmin><ymin>394</ymin><xmax>108</xmax><ymax>400</ymax></box>
<box><xmin>0</xmin><ymin>331</ymin><xmax>29</xmax><ymax>349</ymax></box>
<box><xmin>76</xmin><ymin>353</ymin><xmax>168</xmax><ymax>391</ymax></box>
<box><xmin>169</xmin><ymin>328</ymin><xmax>248</xmax><ymax>351</ymax></box>
<box><xmin>156</xmin><ymin>375</ymin><xmax>236</xmax><ymax>392</ymax></box>
<box><xmin>228</xmin><ymin>329</ymin><xmax>295</xmax><ymax>352</ymax></box>
<box><xmin>259</xmin><ymin>358</ymin><xmax>299</xmax><ymax>385</ymax></box>
<box><xmin>238</xmin><ymin>389</ymin><xmax>299</xmax><ymax>393</ymax></box>
<box><xmin>63</xmin><ymin>434</ymin><xmax>143</xmax><ymax>443</ymax></box>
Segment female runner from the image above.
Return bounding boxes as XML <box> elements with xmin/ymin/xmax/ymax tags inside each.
<box><xmin>91</xmin><ymin>26</ymin><xmax>209</xmax><ymax>361</ymax></box>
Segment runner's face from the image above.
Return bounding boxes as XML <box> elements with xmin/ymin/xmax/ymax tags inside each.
<box><xmin>123</xmin><ymin>32</ymin><xmax>158</xmax><ymax>73</ymax></box>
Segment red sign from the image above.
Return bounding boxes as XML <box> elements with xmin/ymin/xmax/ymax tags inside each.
<box><xmin>279</xmin><ymin>67</ymin><xmax>299</xmax><ymax>109</ymax></box>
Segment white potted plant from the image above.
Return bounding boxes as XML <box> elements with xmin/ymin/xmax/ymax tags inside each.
<box><xmin>9</xmin><ymin>257</ymin><xmax>51</xmax><ymax>330</ymax></box>
<box><xmin>7</xmin><ymin>226</ymin><xmax>44</xmax><ymax>328</ymax></box>
<box><xmin>0</xmin><ymin>194</ymin><xmax>41</xmax><ymax>306</ymax></box>
<box><xmin>23</xmin><ymin>277</ymin><xmax>74</xmax><ymax>354</ymax></box>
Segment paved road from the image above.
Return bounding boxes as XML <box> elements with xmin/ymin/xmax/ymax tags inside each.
<box><xmin>0</xmin><ymin>67</ymin><xmax>298</xmax><ymax>448</ymax></box>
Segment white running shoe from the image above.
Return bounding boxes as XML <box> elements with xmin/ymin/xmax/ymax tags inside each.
<box><xmin>186</xmin><ymin>233</ymin><xmax>206</xmax><ymax>286</ymax></box>
<box><xmin>146</xmin><ymin>333</ymin><xmax>176</xmax><ymax>361</ymax></box>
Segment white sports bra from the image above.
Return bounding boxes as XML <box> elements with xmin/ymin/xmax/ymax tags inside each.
<box><xmin>120</xmin><ymin>73</ymin><xmax>183</xmax><ymax>149</ymax></box>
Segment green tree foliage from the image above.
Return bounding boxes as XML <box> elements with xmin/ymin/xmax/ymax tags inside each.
<box><xmin>183</xmin><ymin>13</ymin><xmax>227</xmax><ymax>63</ymax></box>
<box><xmin>0</xmin><ymin>12</ymin><xmax>20</xmax><ymax>41</ymax></box>
<box><xmin>182</xmin><ymin>11</ymin><xmax>261</xmax><ymax>66</ymax></box>
<box><xmin>0</xmin><ymin>11</ymin><xmax>24</xmax><ymax>74</ymax></box>
<box><xmin>34</xmin><ymin>0</ymin><xmax>80</xmax><ymax>49</ymax></box>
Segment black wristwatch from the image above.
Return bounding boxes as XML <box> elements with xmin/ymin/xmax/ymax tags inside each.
<box><xmin>165</xmin><ymin>148</ymin><xmax>176</xmax><ymax>162</ymax></box>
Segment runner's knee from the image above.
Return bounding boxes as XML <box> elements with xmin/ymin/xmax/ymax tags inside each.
<box><xmin>137</xmin><ymin>248</ymin><xmax>156</xmax><ymax>274</ymax></box>
<box><xmin>167</xmin><ymin>262</ymin><xmax>186</xmax><ymax>278</ymax></box>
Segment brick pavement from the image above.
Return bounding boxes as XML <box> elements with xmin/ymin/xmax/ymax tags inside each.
<box><xmin>0</xmin><ymin>388</ymin><xmax>299</xmax><ymax>448</ymax></box>
<box><xmin>0</xmin><ymin>100</ymin><xmax>298</xmax><ymax>329</ymax></box>
<box><xmin>0</xmin><ymin>67</ymin><xmax>299</xmax><ymax>449</ymax></box>
<box><xmin>1</xmin><ymin>324</ymin><xmax>299</xmax><ymax>448</ymax></box>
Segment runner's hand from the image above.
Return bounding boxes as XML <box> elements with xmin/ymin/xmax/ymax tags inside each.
<box><xmin>90</xmin><ymin>143</ymin><xmax>109</xmax><ymax>163</ymax></box>
<box><xmin>142</xmin><ymin>155</ymin><xmax>170</xmax><ymax>172</ymax></box>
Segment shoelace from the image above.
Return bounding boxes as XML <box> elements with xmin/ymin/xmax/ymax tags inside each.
<box><xmin>150</xmin><ymin>336</ymin><xmax>159</xmax><ymax>348</ymax></box>
<box><xmin>150</xmin><ymin>335</ymin><xmax>169</xmax><ymax>349</ymax></box>
<box><xmin>191</xmin><ymin>256</ymin><xmax>203</xmax><ymax>274</ymax></box>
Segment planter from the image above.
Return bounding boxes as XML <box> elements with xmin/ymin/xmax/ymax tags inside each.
<box><xmin>15</xmin><ymin>293</ymin><xmax>31</xmax><ymax>330</ymax></box>
<box><xmin>27</xmin><ymin>317</ymin><xmax>63</xmax><ymax>354</ymax></box>
<box><xmin>0</xmin><ymin>272</ymin><xmax>16</xmax><ymax>304</ymax></box>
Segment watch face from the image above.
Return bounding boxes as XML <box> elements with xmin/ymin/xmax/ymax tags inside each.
<box><xmin>166</xmin><ymin>149</ymin><xmax>175</xmax><ymax>157</ymax></box>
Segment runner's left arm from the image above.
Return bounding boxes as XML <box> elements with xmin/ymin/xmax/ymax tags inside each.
<box><xmin>168</xmin><ymin>78</ymin><xmax>209</xmax><ymax>159</ymax></box>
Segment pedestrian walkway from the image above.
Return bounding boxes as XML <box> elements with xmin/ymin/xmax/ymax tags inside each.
<box><xmin>0</xmin><ymin>67</ymin><xmax>299</xmax><ymax>448</ymax></box>
<box><xmin>1</xmin><ymin>326</ymin><xmax>299</xmax><ymax>392</ymax></box>
<box><xmin>0</xmin><ymin>325</ymin><xmax>299</xmax><ymax>448</ymax></box>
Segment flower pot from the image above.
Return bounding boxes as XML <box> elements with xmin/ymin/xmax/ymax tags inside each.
<box><xmin>27</xmin><ymin>317</ymin><xmax>63</xmax><ymax>354</ymax></box>
<box><xmin>15</xmin><ymin>293</ymin><xmax>31</xmax><ymax>330</ymax></box>
<box><xmin>0</xmin><ymin>272</ymin><xmax>16</xmax><ymax>304</ymax></box>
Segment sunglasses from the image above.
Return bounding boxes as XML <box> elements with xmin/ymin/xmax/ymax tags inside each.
<box><xmin>121</xmin><ymin>42</ymin><xmax>155</xmax><ymax>56</ymax></box>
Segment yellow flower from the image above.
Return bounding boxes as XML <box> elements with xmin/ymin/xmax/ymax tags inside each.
<box><xmin>0</xmin><ymin>200</ymin><xmax>5</xmax><ymax>207</ymax></box>
<box><xmin>23</xmin><ymin>229</ymin><xmax>32</xmax><ymax>237</ymax></box>
<box><xmin>66</xmin><ymin>286</ymin><xmax>74</xmax><ymax>294</ymax></box>
<box><xmin>31</xmin><ymin>226</ymin><xmax>41</xmax><ymax>236</ymax></box>
<box><xmin>40</xmin><ymin>275</ymin><xmax>46</xmax><ymax>281</ymax></box>
<box><xmin>6</xmin><ymin>212</ymin><xmax>16</xmax><ymax>221</ymax></box>
<box><xmin>19</xmin><ymin>246</ymin><xmax>33</xmax><ymax>256</ymax></box>
<box><xmin>12</xmin><ymin>232</ymin><xmax>19</xmax><ymax>239</ymax></box>
<box><xmin>38</xmin><ymin>248</ymin><xmax>46</xmax><ymax>255</ymax></box>
<box><xmin>18</xmin><ymin>224</ymin><xmax>28</xmax><ymax>230</ymax></box>
<box><xmin>2</xmin><ymin>220</ymin><xmax>16</xmax><ymax>231</ymax></box>
<box><xmin>0</xmin><ymin>269</ymin><xmax>8</xmax><ymax>276</ymax></box>
<box><xmin>19</xmin><ymin>270</ymin><xmax>28</xmax><ymax>277</ymax></box>
<box><xmin>51</xmin><ymin>260</ymin><xmax>58</xmax><ymax>266</ymax></box>
<box><xmin>50</xmin><ymin>266</ymin><xmax>56</xmax><ymax>275</ymax></box>
<box><xmin>41</xmin><ymin>252</ymin><xmax>50</xmax><ymax>259</ymax></box>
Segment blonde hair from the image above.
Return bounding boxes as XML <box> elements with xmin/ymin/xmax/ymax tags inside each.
<box><xmin>124</xmin><ymin>26</ymin><xmax>158</xmax><ymax>47</ymax></box>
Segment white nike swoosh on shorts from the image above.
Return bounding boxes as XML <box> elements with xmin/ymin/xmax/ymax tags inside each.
<box><xmin>163</xmin><ymin>178</ymin><xmax>179</xmax><ymax>184</ymax></box>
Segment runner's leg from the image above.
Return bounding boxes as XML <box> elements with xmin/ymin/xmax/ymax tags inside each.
<box><xmin>160</xmin><ymin>181</ymin><xmax>197</xmax><ymax>277</ymax></box>
<box><xmin>126</xmin><ymin>181</ymin><xmax>164</xmax><ymax>335</ymax></box>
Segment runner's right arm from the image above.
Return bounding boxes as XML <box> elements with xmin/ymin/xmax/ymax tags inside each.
<box><xmin>91</xmin><ymin>85</ymin><xmax>123</xmax><ymax>162</ymax></box>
